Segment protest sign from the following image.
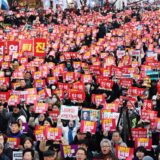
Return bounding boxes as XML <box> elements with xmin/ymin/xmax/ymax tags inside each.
<box><xmin>135</xmin><ymin>138</ymin><xmax>152</xmax><ymax>150</ymax></box>
<box><xmin>13</xmin><ymin>150</ymin><xmax>23</xmax><ymax>160</ymax></box>
<box><xmin>60</xmin><ymin>105</ymin><xmax>78</xmax><ymax>120</ymax></box>
<box><xmin>116</xmin><ymin>146</ymin><xmax>134</xmax><ymax>160</ymax></box>
<box><xmin>131</xmin><ymin>128</ymin><xmax>147</xmax><ymax>140</ymax></box>
<box><xmin>80</xmin><ymin>120</ymin><xmax>96</xmax><ymax>134</ymax></box>
<box><xmin>45</xmin><ymin>127</ymin><xmax>62</xmax><ymax>140</ymax></box>
<box><xmin>34</xmin><ymin>38</ymin><xmax>46</xmax><ymax>57</ymax></box>
<box><xmin>60</xmin><ymin>145</ymin><xmax>78</xmax><ymax>159</ymax></box>
<box><xmin>81</xmin><ymin>108</ymin><xmax>100</xmax><ymax>121</ymax></box>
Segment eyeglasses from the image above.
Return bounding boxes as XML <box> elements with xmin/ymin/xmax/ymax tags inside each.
<box><xmin>102</xmin><ymin>145</ymin><xmax>111</xmax><ymax>148</ymax></box>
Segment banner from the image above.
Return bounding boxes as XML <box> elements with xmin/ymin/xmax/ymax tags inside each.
<box><xmin>135</xmin><ymin>138</ymin><xmax>152</xmax><ymax>150</ymax></box>
<box><xmin>7</xmin><ymin>41</ymin><xmax>19</xmax><ymax>55</ymax></box>
<box><xmin>80</xmin><ymin>120</ymin><xmax>96</xmax><ymax>134</ymax></box>
<box><xmin>60</xmin><ymin>105</ymin><xmax>78</xmax><ymax>120</ymax></box>
<box><xmin>116</xmin><ymin>146</ymin><xmax>134</xmax><ymax>160</ymax></box>
<box><xmin>45</xmin><ymin>127</ymin><xmax>62</xmax><ymax>140</ymax></box>
<box><xmin>34</xmin><ymin>38</ymin><xmax>46</xmax><ymax>57</ymax></box>
<box><xmin>60</xmin><ymin>145</ymin><xmax>78</xmax><ymax>159</ymax></box>
<box><xmin>81</xmin><ymin>108</ymin><xmax>100</xmax><ymax>121</ymax></box>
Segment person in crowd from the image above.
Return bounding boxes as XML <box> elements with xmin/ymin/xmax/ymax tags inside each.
<box><xmin>75</xmin><ymin>147</ymin><xmax>88</xmax><ymax>160</ymax></box>
<box><xmin>23</xmin><ymin>148</ymin><xmax>34</xmax><ymax>160</ymax></box>
<box><xmin>94</xmin><ymin>139</ymin><xmax>117</xmax><ymax>159</ymax></box>
<box><xmin>111</xmin><ymin>131</ymin><xmax>127</xmax><ymax>154</ymax></box>
<box><xmin>0</xmin><ymin>143</ymin><xmax>9</xmax><ymax>160</ymax></box>
<box><xmin>133</xmin><ymin>146</ymin><xmax>146</xmax><ymax>160</ymax></box>
<box><xmin>22</xmin><ymin>137</ymin><xmax>39</xmax><ymax>160</ymax></box>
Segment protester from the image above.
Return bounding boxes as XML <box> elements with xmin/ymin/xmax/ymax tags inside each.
<box><xmin>0</xmin><ymin>1</ymin><xmax>159</xmax><ymax>160</ymax></box>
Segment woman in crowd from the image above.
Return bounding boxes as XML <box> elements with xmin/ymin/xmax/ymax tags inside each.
<box><xmin>22</xmin><ymin>137</ymin><xmax>39</xmax><ymax>160</ymax></box>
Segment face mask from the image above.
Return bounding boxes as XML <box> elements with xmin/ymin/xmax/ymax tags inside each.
<box><xmin>52</xmin><ymin>98</ymin><xmax>57</xmax><ymax>103</ymax></box>
<box><xmin>153</xmin><ymin>101</ymin><xmax>157</xmax><ymax>106</ymax></box>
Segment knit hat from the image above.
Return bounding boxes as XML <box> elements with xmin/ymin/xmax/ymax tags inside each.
<box><xmin>142</xmin><ymin>156</ymin><xmax>154</xmax><ymax>160</ymax></box>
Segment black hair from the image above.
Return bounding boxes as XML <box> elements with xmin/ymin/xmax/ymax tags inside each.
<box><xmin>134</xmin><ymin>146</ymin><xmax>146</xmax><ymax>156</ymax></box>
<box><xmin>43</xmin><ymin>150</ymin><xmax>56</xmax><ymax>157</ymax></box>
<box><xmin>22</xmin><ymin>137</ymin><xmax>34</xmax><ymax>148</ymax></box>
<box><xmin>10</xmin><ymin>121</ymin><xmax>20</xmax><ymax>128</ymax></box>
<box><xmin>43</xmin><ymin>117</ymin><xmax>53</xmax><ymax>126</ymax></box>
<box><xmin>76</xmin><ymin>147</ymin><xmax>87</xmax><ymax>157</ymax></box>
<box><xmin>23</xmin><ymin>148</ymin><xmax>34</xmax><ymax>158</ymax></box>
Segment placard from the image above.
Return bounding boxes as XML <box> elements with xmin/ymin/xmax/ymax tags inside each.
<box><xmin>34</xmin><ymin>38</ymin><xmax>46</xmax><ymax>57</ymax></box>
<box><xmin>135</xmin><ymin>138</ymin><xmax>152</xmax><ymax>150</ymax></box>
<box><xmin>80</xmin><ymin>120</ymin><xmax>96</xmax><ymax>134</ymax></box>
<box><xmin>13</xmin><ymin>150</ymin><xmax>23</xmax><ymax>160</ymax></box>
<box><xmin>131</xmin><ymin>128</ymin><xmax>147</xmax><ymax>140</ymax></box>
<box><xmin>60</xmin><ymin>145</ymin><xmax>78</xmax><ymax>159</ymax></box>
<box><xmin>81</xmin><ymin>108</ymin><xmax>100</xmax><ymax>121</ymax></box>
<box><xmin>60</xmin><ymin>105</ymin><xmax>78</xmax><ymax>120</ymax></box>
<box><xmin>116</xmin><ymin>146</ymin><xmax>134</xmax><ymax>160</ymax></box>
<box><xmin>45</xmin><ymin>127</ymin><xmax>62</xmax><ymax>140</ymax></box>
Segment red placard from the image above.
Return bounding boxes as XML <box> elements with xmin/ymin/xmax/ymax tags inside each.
<box><xmin>119</xmin><ymin>78</ymin><xmax>132</xmax><ymax>88</ymax></box>
<box><xmin>80</xmin><ymin>120</ymin><xmax>96</xmax><ymax>134</ymax></box>
<box><xmin>81</xmin><ymin>74</ymin><xmax>92</xmax><ymax>83</ymax></box>
<box><xmin>103</xmin><ymin>102</ymin><xmax>119</xmax><ymax>112</ymax></box>
<box><xmin>48</xmin><ymin>110</ymin><xmax>60</xmax><ymax>121</ymax></box>
<box><xmin>116</xmin><ymin>146</ymin><xmax>134</xmax><ymax>160</ymax></box>
<box><xmin>0</xmin><ymin>91</ymin><xmax>10</xmax><ymax>101</ymax></box>
<box><xmin>92</xmin><ymin>94</ymin><xmax>105</xmax><ymax>105</ymax></box>
<box><xmin>25</xmin><ymin>94</ymin><xmax>38</xmax><ymax>105</ymax></box>
<box><xmin>143</xmin><ymin>100</ymin><xmax>153</xmax><ymax>110</ymax></box>
<box><xmin>8</xmin><ymin>95</ymin><xmax>20</xmax><ymax>106</ymax></box>
<box><xmin>141</xmin><ymin>110</ymin><xmax>158</xmax><ymax>120</ymax></box>
<box><xmin>34</xmin><ymin>103</ymin><xmax>48</xmax><ymax>114</ymax></box>
<box><xmin>34</xmin><ymin>129</ymin><xmax>45</xmax><ymax>141</ymax></box>
<box><xmin>99</xmin><ymin>79</ymin><xmax>113</xmax><ymax>90</ymax></box>
<box><xmin>102</xmin><ymin>118</ymin><xmax>116</xmax><ymax>131</ymax></box>
<box><xmin>69</xmin><ymin>89</ymin><xmax>85</xmax><ymax>102</ymax></box>
<box><xmin>58</xmin><ymin>82</ymin><xmax>70</xmax><ymax>91</ymax></box>
<box><xmin>45</xmin><ymin>127</ymin><xmax>62</xmax><ymax>140</ymax></box>
<box><xmin>34</xmin><ymin>79</ymin><xmax>46</xmax><ymax>88</ymax></box>
<box><xmin>7</xmin><ymin>41</ymin><xmax>19</xmax><ymax>55</ymax></box>
<box><xmin>101</xmin><ymin>67</ymin><xmax>111</xmax><ymax>77</ymax></box>
<box><xmin>0</xmin><ymin>41</ymin><xmax>5</xmax><ymax>55</ymax></box>
<box><xmin>34</xmin><ymin>38</ymin><xmax>46</xmax><ymax>57</ymax></box>
<box><xmin>150</xmin><ymin>118</ymin><xmax>160</xmax><ymax>130</ymax></box>
<box><xmin>7</xmin><ymin>138</ymin><xmax>20</xmax><ymax>148</ymax></box>
<box><xmin>19</xmin><ymin>39</ymin><xmax>33</xmax><ymax>56</ymax></box>
<box><xmin>72</xmin><ymin>81</ymin><xmax>85</xmax><ymax>91</ymax></box>
<box><xmin>135</xmin><ymin>138</ymin><xmax>152</xmax><ymax>150</ymax></box>
<box><xmin>47</xmin><ymin>77</ymin><xmax>58</xmax><ymax>85</ymax></box>
<box><xmin>63</xmin><ymin>72</ymin><xmax>76</xmax><ymax>82</ymax></box>
<box><xmin>52</xmin><ymin>89</ymin><xmax>64</xmax><ymax>100</ymax></box>
<box><xmin>131</xmin><ymin>128</ymin><xmax>147</xmax><ymax>140</ymax></box>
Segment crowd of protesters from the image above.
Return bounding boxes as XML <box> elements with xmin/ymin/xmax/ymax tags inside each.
<box><xmin>0</xmin><ymin>2</ymin><xmax>159</xmax><ymax>160</ymax></box>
